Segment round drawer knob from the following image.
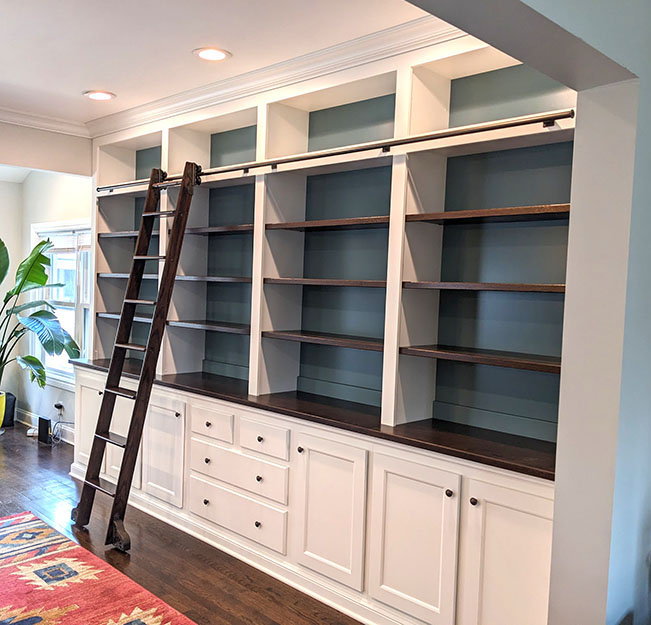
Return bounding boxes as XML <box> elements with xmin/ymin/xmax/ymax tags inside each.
<box><xmin>203</xmin><ymin>499</ymin><xmax>209</xmax><ymax>506</ymax></box>
<box><xmin>205</xmin><ymin>421</ymin><xmax>212</xmax><ymax>428</ymax></box>
<box><xmin>175</xmin><ymin>412</ymin><xmax>181</xmax><ymax>418</ymax></box>
<box><xmin>297</xmin><ymin>446</ymin><xmax>304</xmax><ymax>454</ymax></box>
<box><xmin>469</xmin><ymin>497</ymin><xmax>479</xmax><ymax>506</ymax></box>
<box><xmin>257</xmin><ymin>435</ymin><xmax>264</xmax><ymax>443</ymax></box>
<box><xmin>256</xmin><ymin>475</ymin><xmax>263</xmax><ymax>482</ymax></box>
<box><xmin>204</xmin><ymin>457</ymin><xmax>211</xmax><ymax>464</ymax></box>
<box><xmin>254</xmin><ymin>520</ymin><xmax>261</xmax><ymax>528</ymax></box>
<box><xmin>98</xmin><ymin>391</ymin><xmax>103</xmax><ymax>396</ymax></box>
<box><xmin>445</xmin><ymin>489</ymin><xmax>454</xmax><ymax>498</ymax></box>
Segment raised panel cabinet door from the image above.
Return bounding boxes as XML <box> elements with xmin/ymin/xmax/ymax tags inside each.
<box><xmin>368</xmin><ymin>454</ymin><xmax>461</xmax><ymax>625</ymax></box>
<box><xmin>76</xmin><ymin>381</ymin><xmax>104</xmax><ymax>467</ymax></box>
<box><xmin>457</xmin><ymin>479</ymin><xmax>554</xmax><ymax>625</ymax></box>
<box><xmin>293</xmin><ymin>433</ymin><xmax>368</xmax><ymax>590</ymax></box>
<box><xmin>103</xmin><ymin>395</ymin><xmax>141</xmax><ymax>490</ymax></box>
<box><xmin>142</xmin><ymin>401</ymin><xmax>185</xmax><ymax>508</ymax></box>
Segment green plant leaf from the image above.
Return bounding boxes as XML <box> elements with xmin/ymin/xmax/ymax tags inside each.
<box><xmin>8</xmin><ymin>300</ymin><xmax>55</xmax><ymax>315</ymax></box>
<box><xmin>17</xmin><ymin>355</ymin><xmax>46</xmax><ymax>388</ymax></box>
<box><xmin>17</xmin><ymin>310</ymin><xmax>67</xmax><ymax>355</ymax></box>
<box><xmin>61</xmin><ymin>327</ymin><xmax>80</xmax><ymax>359</ymax></box>
<box><xmin>5</xmin><ymin>240</ymin><xmax>53</xmax><ymax>303</ymax></box>
<box><xmin>0</xmin><ymin>238</ymin><xmax>8</xmax><ymax>287</ymax></box>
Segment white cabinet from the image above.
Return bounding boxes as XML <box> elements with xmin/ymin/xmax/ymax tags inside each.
<box><xmin>75</xmin><ymin>378</ymin><xmax>103</xmax><ymax>467</ymax></box>
<box><xmin>103</xmin><ymin>393</ymin><xmax>141</xmax><ymax>490</ymax></box>
<box><xmin>141</xmin><ymin>396</ymin><xmax>186</xmax><ymax>508</ymax></box>
<box><xmin>292</xmin><ymin>433</ymin><xmax>368</xmax><ymax>591</ymax></box>
<box><xmin>368</xmin><ymin>454</ymin><xmax>461</xmax><ymax>625</ymax></box>
<box><xmin>456</xmin><ymin>479</ymin><xmax>554</xmax><ymax>625</ymax></box>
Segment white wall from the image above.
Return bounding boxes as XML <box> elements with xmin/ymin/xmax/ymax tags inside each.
<box><xmin>0</xmin><ymin>122</ymin><xmax>91</xmax><ymax>177</ymax></box>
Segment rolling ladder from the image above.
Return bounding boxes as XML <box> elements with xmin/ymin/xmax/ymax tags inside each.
<box><xmin>72</xmin><ymin>161</ymin><xmax>201</xmax><ymax>551</ymax></box>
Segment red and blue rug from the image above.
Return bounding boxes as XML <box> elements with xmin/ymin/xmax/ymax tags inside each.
<box><xmin>0</xmin><ymin>512</ymin><xmax>197</xmax><ymax>624</ymax></box>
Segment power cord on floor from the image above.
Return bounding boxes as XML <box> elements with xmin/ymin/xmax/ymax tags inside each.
<box><xmin>51</xmin><ymin>420</ymin><xmax>74</xmax><ymax>445</ymax></box>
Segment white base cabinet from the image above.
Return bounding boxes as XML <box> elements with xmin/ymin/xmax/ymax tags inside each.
<box><xmin>72</xmin><ymin>365</ymin><xmax>554</xmax><ymax>625</ymax></box>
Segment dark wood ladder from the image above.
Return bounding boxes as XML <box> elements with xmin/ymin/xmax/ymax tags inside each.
<box><xmin>72</xmin><ymin>161</ymin><xmax>201</xmax><ymax>551</ymax></box>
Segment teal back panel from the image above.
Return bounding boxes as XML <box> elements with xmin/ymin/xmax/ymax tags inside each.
<box><xmin>308</xmin><ymin>95</ymin><xmax>395</xmax><ymax>152</ymax></box>
<box><xmin>135</xmin><ymin>146</ymin><xmax>161</xmax><ymax>180</ymax></box>
<box><xmin>203</xmin><ymin>185</ymin><xmax>255</xmax><ymax>380</ymax></box>
<box><xmin>210</xmin><ymin>126</ymin><xmax>257</xmax><ymax>168</ymax></box>
<box><xmin>296</xmin><ymin>167</ymin><xmax>391</xmax><ymax>406</ymax></box>
<box><xmin>435</xmin><ymin>142</ymin><xmax>573</xmax><ymax>441</ymax></box>
<box><xmin>449</xmin><ymin>64</ymin><xmax>575</xmax><ymax>127</ymax></box>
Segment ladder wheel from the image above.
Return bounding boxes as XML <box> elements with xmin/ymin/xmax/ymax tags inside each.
<box><xmin>71</xmin><ymin>506</ymin><xmax>80</xmax><ymax>523</ymax></box>
<box><xmin>110</xmin><ymin>520</ymin><xmax>131</xmax><ymax>552</ymax></box>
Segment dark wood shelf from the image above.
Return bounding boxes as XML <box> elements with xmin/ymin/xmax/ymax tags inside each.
<box><xmin>98</xmin><ymin>230</ymin><xmax>160</xmax><ymax>239</ymax></box>
<box><xmin>400</xmin><ymin>344</ymin><xmax>561</xmax><ymax>374</ymax></box>
<box><xmin>168</xmin><ymin>320</ymin><xmax>251</xmax><ymax>334</ymax></box>
<box><xmin>406</xmin><ymin>203</ymin><xmax>570</xmax><ymax>225</ymax></box>
<box><xmin>98</xmin><ymin>273</ymin><xmax>159</xmax><ymax>280</ymax></box>
<box><xmin>97</xmin><ymin>312</ymin><xmax>152</xmax><ymax>323</ymax></box>
<box><xmin>266</xmin><ymin>215</ymin><xmax>389</xmax><ymax>232</ymax></box>
<box><xmin>98</xmin><ymin>273</ymin><xmax>251</xmax><ymax>283</ymax></box>
<box><xmin>184</xmin><ymin>224</ymin><xmax>254</xmax><ymax>235</ymax></box>
<box><xmin>71</xmin><ymin>359</ymin><xmax>556</xmax><ymax>480</ymax></box>
<box><xmin>264</xmin><ymin>277</ymin><xmax>386</xmax><ymax>288</ymax></box>
<box><xmin>262</xmin><ymin>330</ymin><xmax>383</xmax><ymax>351</ymax></box>
<box><xmin>403</xmin><ymin>281</ymin><xmax>565</xmax><ymax>293</ymax></box>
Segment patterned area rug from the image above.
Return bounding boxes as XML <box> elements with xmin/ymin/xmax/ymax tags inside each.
<box><xmin>0</xmin><ymin>512</ymin><xmax>197</xmax><ymax>625</ymax></box>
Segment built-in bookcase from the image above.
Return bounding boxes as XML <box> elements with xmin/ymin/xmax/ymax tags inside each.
<box><xmin>90</xmin><ymin>41</ymin><xmax>578</xmax><ymax>477</ymax></box>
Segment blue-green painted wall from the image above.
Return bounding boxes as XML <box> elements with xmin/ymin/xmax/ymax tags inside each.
<box><xmin>308</xmin><ymin>94</ymin><xmax>395</xmax><ymax>152</ymax></box>
<box><xmin>296</xmin><ymin>167</ymin><xmax>391</xmax><ymax>405</ymax></box>
<box><xmin>434</xmin><ymin>142</ymin><xmax>573</xmax><ymax>440</ymax></box>
<box><xmin>210</xmin><ymin>126</ymin><xmax>257</xmax><ymax>168</ymax></box>
<box><xmin>135</xmin><ymin>146</ymin><xmax>161</xmax><ymax>180</ymax></box>
<box><xmin>449</xmin><ymin>64</ymin><xmax>575</xmax><ymax>127</ymax></box>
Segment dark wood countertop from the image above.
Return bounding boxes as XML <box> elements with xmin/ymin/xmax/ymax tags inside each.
<box><xmin>73</xmin><ymin>359</ymin><xmax>555</xmax><ymax>481</ymax></box>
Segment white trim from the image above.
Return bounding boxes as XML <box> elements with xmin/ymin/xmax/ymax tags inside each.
<box><xmin>87</xmin><ymin>16</ymin><xmax>463</xmax><ymax>138</ymax></box>
<box><xmin>44</xmin><ymin>372</ymin><xmax>76</xmax><ymax>393</ymax></box>
<box><xmin>16</xmin><ymin>408</ymin><xmax>75</xmax><ymax>445</ymax></box>
<box><xmin>31</xmin><ymin>219</ymin><xmax>91</xmax><ymax>238</ymax></box>
<box><xmin>0</xmin><ymin>107</ymin><xmax>90</xmax><ymax>138</ymax></box>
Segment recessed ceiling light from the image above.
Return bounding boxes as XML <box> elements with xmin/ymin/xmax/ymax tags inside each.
<box><xmin>82</xmin><ymin>90</ymin><xmax>116</xmax><ymax>101</ymax></box>
<box><xmin>193</xmin><ymin>47</ymin><xmax>231</xmax><ymax>62</ymax></box>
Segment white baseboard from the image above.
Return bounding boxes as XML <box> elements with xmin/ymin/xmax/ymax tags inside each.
<box><xmin>16</xmin><ymin>408</ymin><xmax>74</xmax><ymax>445</ymax></box>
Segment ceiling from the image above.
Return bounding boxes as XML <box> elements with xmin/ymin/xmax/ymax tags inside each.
<box><xmin>0</xmin><ymin>165</ymin><xmax>32</xmax><ymax>184</ymax></box>
<box><xmin>0</xmin><ymin>0</ymin><xmax>427</xmax><ymax>125</ymax></box>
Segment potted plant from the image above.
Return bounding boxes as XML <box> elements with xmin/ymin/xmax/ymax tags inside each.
<box><xmin>0</xmin><ymin>238</ymin><xmax>80</xmax><ymax>434</ymax></box>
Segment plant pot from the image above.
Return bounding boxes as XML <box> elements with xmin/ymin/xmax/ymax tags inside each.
<box><xmin>0</xmin><ymin>391</ymin><xmax>16</xmax><ymax>427</ymax></box>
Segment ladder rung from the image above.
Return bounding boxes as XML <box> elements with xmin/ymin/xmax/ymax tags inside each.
<box><xmin>84</xmin><ymin>476</ymin><xmax>117</xmax><ymax>497</ymax></box>
<box><xmin>133</xmin><ymin>255</ymin><xmax>166</xmax><ymax>261</ymax></box>
<box><xmin>142</xmin><ymin>211</ymin><xmax>176</xmax><ymax>218</ymax></box>
<box><xmin>124</xmin><ymin>298</ymin><xmax>157</xmax><ymax>306</ymax></box>
<box><xmin>95</xmin><ymin>432</ymin><xmax>127</xmax><ymax>448</ymax></box>
<box><xmin>115</xmin><ymin>342</ymin><xmax>147</xmax><ymax>352</ymax></box>
<box><xmin>105</xmin><ymin>386</ymin><xmax>137</xmax><ymax>400</ymax></box>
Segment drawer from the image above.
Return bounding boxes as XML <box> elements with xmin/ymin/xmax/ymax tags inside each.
<box><xmin>240</xmin><ymin>417</ymin><xmax>289</xmax><ymax>460</ymax></box>
<box><xmin>191</xmin><ymin>438</ymin><xmax>289</xmax><ymax>504</ymax></box>
<box><xmin>189</xmin><ymin>475</ymin><xmax>287</xmax><ymax>554</ymax></box>
<box><xmin>191</xmin><ymin>403</ymin><xmax>234</xmax><ymax>443</ymax></box>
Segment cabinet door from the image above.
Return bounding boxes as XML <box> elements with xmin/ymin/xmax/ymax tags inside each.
<box><xmin>457</xmin><ymin>479</ymin><xmax>554</xmax><ymax>625</ymax></box>
<box><xmin>293</xmin><ymin>433</ymin><xmax>368</xmax><ymax>590</ymax></box>
<box><xmin>141</xmin><ymin>399</ymin><xmax>185</xmax><ymax>508</ymax></box>
<box><xmin>368</xmin><ymin>454</ymin><xmax>461</xmax><ymax>625</ymax></box>
<box><xmin>103</xmin><ymin>395</ymin><xmax>141</xmax><ymax>490</ymax></box>
<box><xmin>76</xmin><ymin>380</ymin><xmax>104</xmax><ymax>467</ymax></box>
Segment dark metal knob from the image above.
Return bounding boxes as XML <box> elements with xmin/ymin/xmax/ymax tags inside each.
<box><xmin>297</xmin><ymin>446</ymin><xmax>304</xmax><ymax>453</ymax></box>
<box><xmin>175</xmin><ymin>412</ymin><xmax>181</xmax><ymax>418</ymax></box>
<box><xmin>203</xmin><ymin>499</ymin><xmax>209</xmax><ymax>506</ymax></box>
<box><xmin>98</xmin><ymin>391</ymin><xmax>103</xmax><ymax>396</ymax></box>
<box><xmin>257</xmin><ymin>435</ymin><xmax>264</xmax><ymax>442</ymax></box>
<box><xmin>445</xmin><ymin>489</ymin><xmax>454</xmax><ymax>498</ymax></box>
<box><xmin>205</xmin><ymin>421</ymin><xmax>212</xmax><ymax>428</ymax></box>
<box><xmin>254</xmin><ymin>520</ymin><xmax>261</xmax><ymax>528</ymax></box>
<box><xmin>256</xmin><ymin>475</ymin><xmax>263</xmax><ymax>482</ymax></box>
<box><xmin>204</xmin><ymin>457</ymin><xmax>211</xmax><ymax>464</ymax></box>
<box><xmin>469</xmin><ymin>497</ymin><xmax>478</xmax><ymax>506</ymax></box>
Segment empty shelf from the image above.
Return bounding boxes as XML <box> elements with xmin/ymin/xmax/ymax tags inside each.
<box><xmin>403</xmin><ymin>281</ymin><xmax>565</xmax><ymax>293</ymax></box>
<box><xmin>406</xmin><ymin>203</ymin><xmax>570</xmax><ymax>225</ymax></box>
<box><xmin>263</xmin><ymin>330</ymin><xmax>383</xmax><ymax>352</ymax></box>
<box><xmin>266</xmin><ymin>215</ymin><xmax>389</xmax><ymax>231</ymax></box>
<box><xmin>168</xmin><ymin>320</ymin><xmax>251</xmax><ymax>334</ymax></box>
<box><xmin>264</xmin><ymin>277</ymin><xmax>386</xmax><ymax>288</ymax></box>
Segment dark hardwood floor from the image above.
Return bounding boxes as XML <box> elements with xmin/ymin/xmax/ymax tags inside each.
<box><xmin>0</xmin><ymin>424</ymin><xmax>360</xmax><ymax>625</ymax></box>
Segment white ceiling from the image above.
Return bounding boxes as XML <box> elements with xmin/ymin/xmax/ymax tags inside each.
<box><xmin>0</xmin><ymin>0</ymin><xmax>427</xmax><ymax>125</ymax></box>
<box><xmin>0</xmin><ymin>165</ymin><xmax>32</xmax><ymax>183</ymax></box>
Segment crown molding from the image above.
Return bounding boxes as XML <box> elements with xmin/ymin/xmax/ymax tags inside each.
<box><xmin>0</xmin><ymin>107</ymin><xmax>90</xmax><ymax>138</ymax></box>
<box><xmin>86</xmin><ymin>16</ymin><xmax>465</xmax><ymax>139</ymax></box>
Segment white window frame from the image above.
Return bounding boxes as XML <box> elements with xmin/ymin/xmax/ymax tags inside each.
<box><xmin>30</xmin><ymin>220</ymin><xmax>92</xmax><ymax>391</ymax></box>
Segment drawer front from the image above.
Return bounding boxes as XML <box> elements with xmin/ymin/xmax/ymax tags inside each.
<box><xmin>189</xmin><ymin>475</ymin><xmax>287</xmax><ymax>554</ymax></box>
<box><xmin>240</xmin><ymin>417</ymin><xmax>289</xmax><ymax>461</ymax></box>
<box><xmin>191</xmin><ymin>438</ymin><xmax>289</xmax><ymax>504</ymax></box>
<box><xmin>191</xmin><ymin>403</ymin><xmax>234</xmax><ymax>443</ymax></box>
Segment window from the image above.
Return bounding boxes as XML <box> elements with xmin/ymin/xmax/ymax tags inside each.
<box><xmin>31</xmin><ymin>223</ymin><xmax>92</xmax><ymax>385</ymax></box>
